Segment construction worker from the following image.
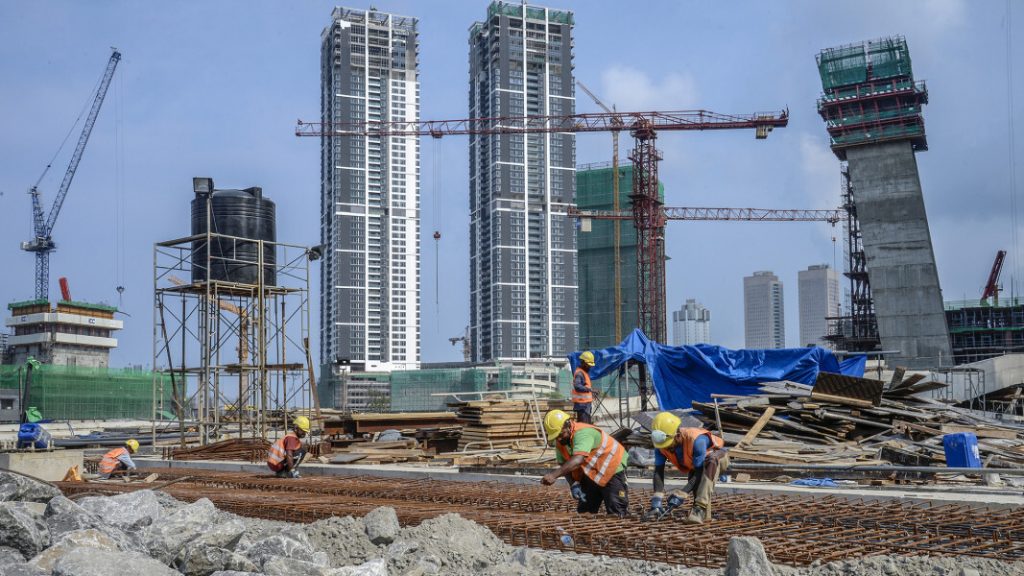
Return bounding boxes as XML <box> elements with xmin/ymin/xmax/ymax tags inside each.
<box><xmin>540</xmin><ymin>409</ymin><xmax>629</xmax><ymax>516</ymax></box>
<box><xmin>98</xmin><ymin>439</ymin><xmax>139</xmax><ymax>479</ymax></box>
<box><xmin>647</xmin><ymin>411</ymin><xmax>728</xmax><ymax>524</ymax></box>
<box><xmin>267</xmin><ymin>416</ymin><xmax>309</xmax><ymax>478</ymax></box>
<box><xmin>572</xmin><ymin>351</ymin><xmax>596</xmax><ymax>424</ymax></box>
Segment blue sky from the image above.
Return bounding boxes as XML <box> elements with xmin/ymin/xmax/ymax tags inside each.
<box><xmin>0</xmin><ymin>0</ymin><xmax>1021</xmax><ymax>367</ymax></box>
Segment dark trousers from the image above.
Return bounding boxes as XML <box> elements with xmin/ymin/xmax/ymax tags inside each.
<box><xmin>271</xmin><ymin>449</ymin><xmax>306</xmax><ymax>477</ymax></box>
<box><xmin>573</xmin><ymin>402</ymin><xmax>592</xmax><ymax>424</ymax></box>
<box><xmin>577</xmin><ymin>471</ymin><xmax>628</xmax><ymax>516</ymax></box>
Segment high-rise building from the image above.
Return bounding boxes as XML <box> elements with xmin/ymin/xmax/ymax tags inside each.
<box><xmin>576</xmin><ymin>162</ymin><xmax>664</xmax><ymax>350</ymax></box>
<box><xmin>798</xmin><ymin>264</ymin><xmax>840</xmax><ymax>348</ymax></box>
<box><xmin>744</xmin><ymin>271</ymin><xmax>785</xmax><ymax>349</ymax></box>
<box><xmin>320</xmin><ymin>7</ymin><xmax>420</xmax><ymax>375</ymax></box>
<box><xmin>672</xmin><ymin>299</ymin><xmax>711</xmax><ymax>346</ymax></box>
<box><xmin>468</xmin><ymin>2</ymin><xmax>576</xmax><ymax>361</ymax></box>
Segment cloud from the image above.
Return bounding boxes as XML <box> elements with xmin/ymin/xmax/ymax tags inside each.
<box><xmin>799</xmin><ymin>133</ymin><xmax>841</xmax><ymax>207</ymax></box>
<box><xmin>597</xmin><ymin>65</ymin><xmax>698</xmax><ymax>112</ymax></box>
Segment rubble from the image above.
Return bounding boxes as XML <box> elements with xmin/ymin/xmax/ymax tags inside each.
<box><xmin>725</xmin><ymin>537</ymin><xmax>774</xmax><ymax>576</ymax></box>
<box><xmin>362</xmin><ymin>506</ymin><xmax>400</xmax><ymax>545</ymax></box>
<box><xmin>0</xmin><ymin>501</ymin><xmax>51</xmax><ymax>559</ymax></box>
<box><xmin>0</xmin><ymin>471</ymin><xmax>62</xmax><ymax>503</ymax></box>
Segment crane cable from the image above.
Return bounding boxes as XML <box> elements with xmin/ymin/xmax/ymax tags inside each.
<box><xmin>33</xmin><ymin>65</ymin><xmax>106</xmax><ymax>192</ymax></box>
<box><xmin>1007</xmin><ymin>0</ymin><xmax>1020</xmax><ymax>299</ymax></box>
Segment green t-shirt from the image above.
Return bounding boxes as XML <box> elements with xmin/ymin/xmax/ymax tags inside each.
<box><xmin>556</xmin><ymin>426</ymin><xmax>628</xmax><ymax>474</ymax></box>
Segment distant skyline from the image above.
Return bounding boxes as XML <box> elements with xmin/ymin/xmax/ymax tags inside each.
<box><xmin>0</xmin><ymin>0</ymin><xmax>1021</xmax><ymax>366</ymax></box>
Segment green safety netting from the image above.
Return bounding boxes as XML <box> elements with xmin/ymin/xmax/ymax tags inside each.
<box><xmin>818</xmin><ymin>37</ymin><xmax>913</xmax><ymax>91</ymax></box>
<box><xmin>0</xmin><ymin>364</ymin><xmax>172</xmax><ymax>421</ymax></box>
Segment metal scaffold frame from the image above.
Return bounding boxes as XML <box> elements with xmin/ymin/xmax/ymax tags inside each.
<box><xmin>151</xmin><ymin>225</ymin><xmax>314</xmax><ymax>446</ymax></box>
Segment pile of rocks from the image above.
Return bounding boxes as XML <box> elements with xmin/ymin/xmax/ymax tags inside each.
<box><xmin>0</xmin><ymin>470</ymin><xmax>1021</xmax><ymax>576</ymax></box>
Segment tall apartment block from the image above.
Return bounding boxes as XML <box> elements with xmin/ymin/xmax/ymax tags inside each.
<box><xmin>576</xmin><ymin>163</ymin><xmax>664</xmax><ymax>350</ymax></box>
<box><xmin>468</xmin><ymin>2</ymin><xmax>576</xmax><ymax>361</ymax></box>
<box><xmin>798</xmin><ymin>264</ymin><xmax>840</xmax><ymax>348</ymax></box>
<box><xmin>817</xmin><ymin>37</ymin><xmax>951</xmax><ymax>368</ymax></box>
<box><xmin>744</xmin><ymin>271</ymin><xmax>785</xmax><ymax>349</ymax></box>
<box><xmin>672</xmin><ymin>299</ymin><xmax>711</xmax><ymax>346</ymax></box>
<box><xmin>5</xmin><ymin>299</ymin><xmax>122</xmax><ymax>368</ymax></box>
<box><xmin>320</xmin><ymin>7</ymin><xmax>420</xmax><ymax>377</ymax></box>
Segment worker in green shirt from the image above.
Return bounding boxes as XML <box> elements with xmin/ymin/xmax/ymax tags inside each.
<box><xmin>540</xmin><ymin>409</ymin><xmax>630</xmax><ymax>516</ymax></box>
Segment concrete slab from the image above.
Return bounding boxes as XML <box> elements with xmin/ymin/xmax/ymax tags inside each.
<box><xmin>0</xmin><ymin>449</ymin><xmax>83</xmax><ymax>481</ymax></box>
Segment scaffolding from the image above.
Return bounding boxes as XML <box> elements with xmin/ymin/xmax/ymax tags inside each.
<box><xmin>152</xmin><ymin>228</ymin><xmax>314</xmax><ymax>445</ymax></box>
<box><xmin>945</xmin><ymin>299</ymin><xmax>1024</xmax><ymax>364</ymax></box>
<box><xmin>817</xmin><ymin>36</ymin><xmax>928</xmax><ymax>158</ymax></box>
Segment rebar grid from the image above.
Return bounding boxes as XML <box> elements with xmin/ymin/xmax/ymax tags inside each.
<box><xmin>57</xmin><ymin>470</ymin><xmax>1024</xmax><ymax>568</ymax></box>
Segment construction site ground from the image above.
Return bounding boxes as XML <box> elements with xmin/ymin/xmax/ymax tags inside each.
<box><xmin>54</xmin><ymin>460</ymin><xmax>1024</xmax><ymax>570</ymax></box>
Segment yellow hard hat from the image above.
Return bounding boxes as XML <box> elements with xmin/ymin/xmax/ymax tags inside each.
<box><xmin>650</xmin><ymin>412</ymin><xmax>682</xmax><ymax>449</ymax></box>
<box><xmin>125</xmin><ymin>438</ymin><xmax>140</xmax><ymax>453</ymax></box>
<box><xmin>294</xmin><ymin>416</ymin><xmax>311</xmax><ymax>433</ymax></box>
<box><xmin>579</xmin><ymin>351</ymin><xmax>596</xmax><ymax>367</ymax></box>
<box><xmin>544</xmin><ymin>409</ymin><xmax>571</xmax><ymax>442</ymax></box>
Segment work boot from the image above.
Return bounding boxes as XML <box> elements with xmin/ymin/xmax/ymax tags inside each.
<box><xmin>683</xmin><ymin>506</ymin><xmax>708</xmax><ymax>525</ymax></box>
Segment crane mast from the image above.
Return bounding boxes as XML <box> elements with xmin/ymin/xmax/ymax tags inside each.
<box><xmin>22</xmin><ymin>49</ymin><xmax>121</xmax><ymax>300</ymax></box>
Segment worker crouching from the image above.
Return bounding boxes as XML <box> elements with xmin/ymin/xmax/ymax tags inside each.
<box><xmin>540</xmin><ymin>409</ymin><xmax>629</xmax><ymax>516</ymax></box>
<box><xmin>99</xmin><ymin>439</ymin><xmax>139</xmax><ymax>479</ymax></box>
<box><xmin>267</xmin><ymin>416</ymin><xmax>309</xmax><ymax>478</ymax></box>
<box><xmin>648</xmin><ymin>412</ymin><xmax>728</xmax><ymax>524</ymax></box>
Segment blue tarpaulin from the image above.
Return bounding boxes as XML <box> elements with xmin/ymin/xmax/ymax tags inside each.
<box><xmin>569</xmin><ymin>329</ymin><xmax>867</xmax><ymax>410</ymax></box>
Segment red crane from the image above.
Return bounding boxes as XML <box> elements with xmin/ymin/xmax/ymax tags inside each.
<box><xmin>297</xmin><ymin>108</ymin><xmax>788</xmax><ymax>345</ymax></box>
<box><xmin>982</xmin><ymin>250</ymin><xmax>1007</xmax><ymax>305</ymax></box>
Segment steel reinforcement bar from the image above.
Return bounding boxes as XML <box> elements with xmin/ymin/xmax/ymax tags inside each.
<box><xmin>56</xmin><ymin>469</ymin><xmax>1024</xmax><ymax>567</ymax></box>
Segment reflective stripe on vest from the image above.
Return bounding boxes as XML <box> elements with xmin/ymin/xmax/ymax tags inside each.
<box><xmin>99</xmin><ymin>447</ymin><xmax>128</xmax><ymax>475</ymax></box>
<box><xmin>571</xmin><ymin>368</ymin><xmax>593</xmax><ymax>404</ymax></box>
<box><xmin>660</xmin><ymin>428</ymin><xmax>725</xmax><ymax>474</ymax></box>
<box><xmin>555</xmin><ymin>422</ymin><xmax>625</xmax><ymax>487</ymax></box>
<box><xmin>267</xmin><ymin>432</ymin><xmax>297</xmax><ymax>466</ymax></box>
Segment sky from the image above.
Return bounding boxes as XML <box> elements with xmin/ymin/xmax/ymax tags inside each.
<box><xmin>0</xmin><ymin>0</ymin><xmax>1022</xmax><ymax>368</ymax></box>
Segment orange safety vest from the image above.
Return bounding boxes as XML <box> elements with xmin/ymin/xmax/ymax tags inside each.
<box><xmin>555</xmin><ymin>422</ymin><xmax>626</xmax><ymax>487</ymax></box>
<box><xmin>99</xmin><ymin>447</ymin><xmax>128</xmax><ymax>475</ymax></box>
<box><xmin>267</xmin><ymin>432</ymin><xmax>299</xmax><ymax>467</ymax></box>
<box><xmin>660</xmin><ymin>428</ymin><xmax>725</xmax><ymax>474</ymax></box>
<box><xmin>571</xmin><ymin>368</ymin><xmax>593</xmax><ymax>405</ymax></box>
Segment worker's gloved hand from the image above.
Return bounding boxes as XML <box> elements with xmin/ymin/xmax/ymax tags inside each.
<box><xmin>666</xmin><ymin>494</ymin><xmax>685</xmax><ymax>510</ymax></box>
<box><xmin>649</xmin><ymin>495</ymin><xmax>663</xmax><ymax>512</ymax></box>
<box><xmin>289</xmin><ymin>469</ymin><xmax>301</xmax><ymax>479</ymax></box>
<box><xmin>569</xmin><ymin>483</ymin><xmax>586</xmax><ymax>503</ymax></box>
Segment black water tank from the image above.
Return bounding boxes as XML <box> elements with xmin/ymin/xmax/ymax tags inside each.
<box><xmin>191</xmin><ymin>185</ymin><xmax>277</xmax><ymax>286</ymax></box>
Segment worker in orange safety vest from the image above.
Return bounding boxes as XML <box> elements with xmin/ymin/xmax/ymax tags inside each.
<box><xmin>540</xmin><ymin>409</ymin><xmax>629</xmax><ymax>516</ymax></box>
<box><xmin>571</xmin><ymin>351</ymin><xmax>596</xmax><ymax>423</ymax></box>
<box><xmin>98</xmin><ymin>439</ymin><xmax>140</xmax><ymax>479</ymax></box>
<box><xmin>267</xmin><ymin>416</ymin><xmax>310</xmax><ymax>478</ymax></box>
<box><xmin>646</xmin><ymin>411</ymin><xmax>728</xmax><ymax>524</ymax></box>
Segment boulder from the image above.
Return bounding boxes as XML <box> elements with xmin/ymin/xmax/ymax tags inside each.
<box><xmin>0</xmin><ymin>545</ymin><xmax>27</xmax><ymax>566</ymax></box>
<box><xmin>2</xmin><ymin>562</ymin><xmax>48</xmax><ymax>576</ymax></box>
<box><xmin>29</xmin><ymin>528</ymin><xmax>122</xmax><ymax>572</ymax></box>
<box><xmin>363</xmin><ymin>507</ymin><xmax>400</xmax><ymax>545</ymax></box>
<box><xmin>77</xmin><ymin>489</ymin><xmax>163</xmax><ymax>530</ymax></box>
<box><xmin>245</xmin><ymin>531</ymin><xmax>328</xmax><ymax>568</ymax></box>
<box><xmin>725</xmin><ymin>536</ymin><xmax>774</xmax><ymax>576</ymax></box>
<box><xmin>327</xmin><ymin>558</ymin><xmax>389</xmax><ymax>576</ymax></box>
<box><xmin>263</xmin><ymin>557</ymin><xmax>335</xmax><ymax>576</ymax></box>
<box><xmin>0</xmin><ymin>471</ymin><xmax>61</xmax><ymax>503</ymax></box>
<box><xmin>44</xmin><ymin>495</ymin><xmax>137</xmax><ymax>550</ymax></box>
<box><xmin>190</xmin><ymin>517</ymin><xmax>248</xmax><ymax>551</ymax></box>
<box><xmin>144</xmin><ymin>497</ymin><xmax>221</xmax><ymax>564</ymax></box>
<box><xmin>177</xmin><ymin>544</ymin><xmax>259</xmax><ymax>576</ymax></box>
<box><xmin>52</xmin><ymin>547</ymin><xmax>180</xmax><ymax>576</ymax></box>
<box><xmin>0</xmin><ymin>501</ymin><xmax>51</xmax><ymax>558</ymax></box>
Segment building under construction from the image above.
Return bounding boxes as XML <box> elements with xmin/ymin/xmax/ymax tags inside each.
<box><xmin>817</xmin><ymin>36</ymin><xmax>952</xmax><ymax>368</ymax></box>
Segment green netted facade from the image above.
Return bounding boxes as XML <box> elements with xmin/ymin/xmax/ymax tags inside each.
<box><xmin>577</xmin><ymin>164</ymin><xmax>663</xmax><ymax>350</ymax></box>
<box><xmin>0</xmin><ymin>365</ymin><xmax>171</xmax><ymax>421</ymax></box>
<box><xmin>816</xmin><ymin>36</ymin><xmax>928</xmax><ymax>157</ymax></box>
<box><xmin>390</xmin><ymin>367</ymin><xmax>511</xmax><ymax>412</ymax></box>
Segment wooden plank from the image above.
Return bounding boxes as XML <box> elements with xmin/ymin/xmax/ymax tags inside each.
<box><xmin>940</xmin><ymin>424</ymin><xmax>1019</xmax><ymax>440</ymax></box>
<box><xmin>736</xmin><ymin>407</ymin><xmax>776</xmax><ymax>449</ymax></box>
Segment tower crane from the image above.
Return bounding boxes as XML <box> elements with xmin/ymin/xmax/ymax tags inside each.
<box><xmin>22</xmin><ymin>49</ymin><xmax>121</xmax><ymax>300</ymax></box>
<box><xmin>982</xmin><ymin>250</ymin><xmax>1008</xmax><ymax>306</ymax></box>
<box><xmin>575</xmin><ymin>80</ymin><xmax>626</xmax><ymax>342</ymax></box>
<box><xmin>297</xmin><ymin>108</ymin><xmax>789</xmax><ymax>344</ymax></box>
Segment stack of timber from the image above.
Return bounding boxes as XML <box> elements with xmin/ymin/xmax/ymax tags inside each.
<box><xmin>690</xmin><ymin>372</ymin><xmax>1024</xmax><ymax>468</ymax></box>
<box><xmin>450</xmin><ymin>398</ymin><xmax>571</xmax><ymax>450</ymax></box>
<box><xmin>327</xmin><ymin>438</ymin><xmax>434</xmax><ymax>465</ymax></box>
<box><xmin>164</xmin><ymin>438</ymin><xmax>270</xmax><ymax>462</ymax></box>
